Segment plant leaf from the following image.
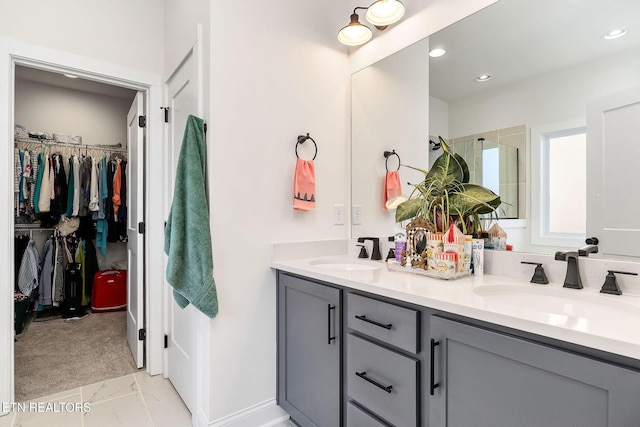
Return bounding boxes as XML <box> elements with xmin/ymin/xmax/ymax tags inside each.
<box><xmin>395</xmin><ymin>198</ymin><xmax>423</xmax><ymax>223</ymax></box>
<box><xmin>449</xmin><ymin>183</ymin><xmax>501</xmax><ymax>214</ymax></box>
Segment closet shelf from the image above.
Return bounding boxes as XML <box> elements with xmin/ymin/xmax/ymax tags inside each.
<box><xmin>14</xmin><ymin>224</ymin><xmax>55</xmax><ymax>230</ymax></box>
<box><xmin>14</xmin><ymin>137</ymin><xmax>127</xmax><ymax>154</ymax></box>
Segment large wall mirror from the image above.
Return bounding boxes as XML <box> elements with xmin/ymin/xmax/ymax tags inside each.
<box><xmin>351</xmin><ymin>0</ymin><xmax>640</xmax><ymax>256</ymax></box>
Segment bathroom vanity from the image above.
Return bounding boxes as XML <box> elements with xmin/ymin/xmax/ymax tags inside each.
<box><xmin>273</xmin><ymin>249</ymin><xmax>640</xmax><ymax>427</ymax></box>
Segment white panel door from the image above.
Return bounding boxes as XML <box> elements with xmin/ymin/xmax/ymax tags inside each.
<box><xmin>127</xmin><ymin>92</ymin><xmax>145</xmax><ymax>368</ymax></box>
<box><xmin>165</xmin><ymin>48</ymin><xmax>199</xmax><ymax>414</ymax></box>
<box><xmin>587</xmin><ymin>86</ymin><xmax>640</xmax><ymax>257</ymax></box>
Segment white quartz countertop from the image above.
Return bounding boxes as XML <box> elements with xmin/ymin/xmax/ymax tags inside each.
<box><xmin>272</xmin><ymin>251</ymin><xmax>640</xmax><ymax>362</ymax></box>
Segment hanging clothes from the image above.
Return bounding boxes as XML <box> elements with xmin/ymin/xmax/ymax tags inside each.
<box><xmin>112</xmin><ymin>159</ymin><xmax>122</xmax><ymax>218</ymax></box>
<box><xmin>14</xmin><ymin>148</ymin><xmax>21</xmax><ymax>198</ymax></box>
<box><xmin>66</xmin><ymin>156</ymin><xmax>75</xmax><ymax>217</ymax></box>
<box><xmin>33</xmin><ymin>152</ymin><xmax>45</xmax><ymax>215</ymax></box>
<box><xmin>38</xmin><ymin>238</ymin><xmax>54</xmax><ymax>307</ymax></box>
<box><xmin>118</xmin><ymin>160</ymin><xmax>127</xmax><ymax>222</ymax></box>
<box><xmin>17</xmin><ymin>240</ymin><xmax>40</xmax><ymax>296</ymax></box>
<box><xmin>89</xmin><ymin>156</ymin><xmax>99</xmax><ymax>212</ymax></box>
<box><xmin>29</xmin><ymin>150</ymin><xmax>39</xmax><ymax>213</ymax></box>
<box><xmin>75</xmin><ymin>242</ymin><xmax>88</xmax><ymax>306</ymax></box>
<box><xmin>51</xmin><ymin>153</ymin><xmax>68</xmax><ymax>215</ymax></box>
<box><xmin>72</xmin><ymin>156</ymin><xmax>80</xmax><ymax>216</ymax></box>
<box><xmin>52</xmin><ymin>237</ymin><xmax>65</xmax><ymax>306</ymax></box>
<box><xmin>14</xmin><ymin>234</ymin><xmax>30</xmax><ymax>290</ymax></box>
<box><xmin>37</xmin><ymin>155</ymin><xmax>51</xmax><ymax>213</ymax></box>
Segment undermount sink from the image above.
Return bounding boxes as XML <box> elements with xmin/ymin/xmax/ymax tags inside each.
<box><xmin>473</xmin><ymin>284</ymin><xmax>640</xmax><ymax>336</ymax></box>
<box><xmin>309</xmin><ymin>258</ymin><xmax>384</xmax><ymax>271</ymax></box>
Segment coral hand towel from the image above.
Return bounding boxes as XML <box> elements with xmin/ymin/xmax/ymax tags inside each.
<box><xmin>384</xmin><ymin>170</ymin><xmax>402</xmax><ymax>210</ymax></box>
<box><xmin>293</xmin><ymin>158</ymin><xmax>316</xmax><ymax>211</ymax></box>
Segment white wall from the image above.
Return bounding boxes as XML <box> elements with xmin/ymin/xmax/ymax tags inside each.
<box><xmin>0</xmin><ymin>0</ymin><xmax>164</xmax><ymax>74</ymax></box>
<box><xmin>204</xmin><ymin>0</ymin><xmax>351</xmax><ymax>421</ymax></box>
<box><xmin>429</xmin><ymin>96</ymin><xmax>449</xmax><ymax>140</ymax></box>
<box><xmin>352</xmin><ymin>38</ymin><xmax>430</xmax><ymax>238</ymax></box>
<box><xmin>15</xmin><ymin>79</ymin><xmax>133</xmax><ymax>146</ymax></box>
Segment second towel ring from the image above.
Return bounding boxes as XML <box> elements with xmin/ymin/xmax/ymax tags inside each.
<box><xmin>383</xmin><ymin>150</ymin><xmax>401</xmax><ymax>171</ymax></box>
<box><xmin>296</xmin><ymin>133</ymin><xmax>317</xmax><ymax>160</ymax></box>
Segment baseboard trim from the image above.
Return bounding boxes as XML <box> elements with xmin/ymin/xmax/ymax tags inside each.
<box><xmin>202</xmin><ymin>399</ymin><xmax>289</xmax><ymax>427</ymax></box>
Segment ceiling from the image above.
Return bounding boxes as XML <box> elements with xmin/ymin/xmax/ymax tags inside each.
<box><xmin>15</xmin><ymin>65</ymin><xmax>137</xmax><ymax>101</ymax></box>
<box><xmin>429</xmin><ymin>0</ymin><xmax>640</xmax><ymax>102</ymax></box>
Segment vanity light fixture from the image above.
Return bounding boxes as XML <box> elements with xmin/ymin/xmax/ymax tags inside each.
<box><xmin>338</xmin><ymin>0</ymin><xmax>405</xmax><ymax>46</ymax></box>
<box><xmin>602</xmin><ymin>28</ymin><xmax>627</xmax><ymax>40</ymax></box>
<box><xmin>475</xmin><ymin>74</ymin><xmax>492</xmax><ymax>82</ymax></box>
<box><xmin>429</xmin><ymin>48</ymin><xmax>447</xmax><ymax>58</ymax></box>
<box><xmin>338</xmin><ymin>8</ymin><xmax>373</xmax><ymax>46</ymax></box>
<box><xmin>365</xmin><ymin>0</ymin><xmax>406</xmax><ymax>28</ymax></box>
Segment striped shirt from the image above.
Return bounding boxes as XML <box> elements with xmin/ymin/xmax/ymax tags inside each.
<box><xmin>17</xmin><ymin>240</ymin><xmax>40</xmax><ymax>296</ymax></box>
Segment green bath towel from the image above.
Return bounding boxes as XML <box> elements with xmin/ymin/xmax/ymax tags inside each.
<box><xmin>164</xmin><ymin>115</ymin><xmax>218</xmax><ymax>318</ymax></box>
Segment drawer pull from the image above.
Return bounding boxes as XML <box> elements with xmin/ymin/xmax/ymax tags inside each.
<box><xmin>327</xmin><ymin>305</ymin><xmax>336</xmax><ymax>344</ymax></box>
<box><xmin>355</xmin><ymin>371</ymin><xmax>393</xmax><ymax>393</ymax></box>
<box><xmin>430</xmin><ymin>339</ymin><xmax>440</xmax><ymax>396</ymax></box>
<box><xmin>355</xmin><ymin>315</ymin><xmax>392</xmax><ymax>330</ymax></box>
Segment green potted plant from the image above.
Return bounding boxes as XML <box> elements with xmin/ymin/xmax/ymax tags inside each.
<box><xmin>395</xmin><ymin>136</ymin><xmax>501</xmax><ymax>236</ymax></box>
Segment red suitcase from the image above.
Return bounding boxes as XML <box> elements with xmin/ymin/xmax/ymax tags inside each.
<box><xmin>91</xmin><ymin>270</ymin><xmax>127</xmax><ymax>312</ymax></box>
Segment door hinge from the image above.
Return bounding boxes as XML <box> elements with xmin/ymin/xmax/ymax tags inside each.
<box><xmin>138</xmin><ymin>222</ymin><xmax>145</xmax><ymax>234</ymax></box>
<box><xmin>138</xmin><ymin>329</ymin><xmax>146</xmax><ymax>341</ymax></box>
<box><xmin>138</xmin><ymin>115</ymin><xmax>146</xmax><ymax>128</ymax></box>
<box><xmin>160</xmin><ymin>107</ymin><xmax>169</xmax><ymax>123</ymax></box>
<box><xmin>164</xmin><ymin>334</ymin><xmax>168</xmax><ymax>349</ymax></box>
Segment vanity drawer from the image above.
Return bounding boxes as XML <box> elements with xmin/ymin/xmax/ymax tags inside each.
<box><xmin>348</xmin><ymin>293</ymin><xmax>419</xmax><ymax>353</ymax></box>
<box><xmin>347</xmin><ymin>334</ymin><xmax>418</xmax><ymax>427</ymax></box>
<box><xmin>347</xmin><ymin>400</ymin><xmax>391</xmax><ymax>427</ymax></box>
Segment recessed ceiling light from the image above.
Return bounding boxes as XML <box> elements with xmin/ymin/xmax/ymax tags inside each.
<box><xmin>63</xmin><ymin>73</ymin><xmax>78</xmax><ymax>79</ymax></box>
<box><xmin>602</xmin><ymin>28</ymin><xmax>627</xmax><ymax>40</ymax></box>
<box><xmin>475</xmin><ymin>74</ymin><xmax>492</xmax><ymax>82</ymax></box>
<box><xmin>429</xmin><ymin>48</ymin><xmax>447</xmax><ymax>58</ymax></box>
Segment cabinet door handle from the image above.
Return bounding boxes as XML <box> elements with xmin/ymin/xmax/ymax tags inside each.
<box><xmin>327</xmin><ymin>305</ymin><xmax>336</xmax><ymax>344</ymax></box>
<box><xmin>355</xmin><ymin>371</ymin><xmax>393</xmax><ymax>393</ymax></box>
<box><xmin>430</xmin><ymin>339</ymin><xmax>440</xmax><ymax>396</ymax></box>
<box><xmin>354</xmin><ymin>314</ymin><xmax>392</xmax><ymax>330</ymax></box>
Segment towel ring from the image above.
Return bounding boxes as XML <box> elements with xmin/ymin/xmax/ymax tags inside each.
<box><xmin>295</xmin><ymin>133</ymin><xmax>317</xmax><ymax>160</ymax></box>
<box><xmin>383</xmin><ymin>150</ymin><xmax>401</xmax><ymax>171</ymax></box>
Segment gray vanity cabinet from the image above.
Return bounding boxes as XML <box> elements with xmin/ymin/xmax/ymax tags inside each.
<box><xmin>277</xmin><ymin>272</ymin><xmax>342</xmax><ymax>427</ymax></box>
<box><xmin>346</xmin><ymin>293</ymin><xmax>421</xmax><ymax>427</ymax></box>
<box><xmin>429</xmin><ymin>316</ymin><xmax>640</xmax><ymax>427</ymax></box>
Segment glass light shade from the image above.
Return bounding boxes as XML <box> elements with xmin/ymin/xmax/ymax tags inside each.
<box><xmin>338</xmin><ymin>13</ymin><xmax>373</xmax><ymax>46</ymax></box>
<box><xmin>365</xmin><ymin>0</ymin><xmax>405</xmax><ymax>27</ymax></box>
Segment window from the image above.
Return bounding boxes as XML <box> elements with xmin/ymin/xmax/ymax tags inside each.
<box><xmin>531</xmin><ymin>122</ymin><xmax>586</xmax><ymax>247</ymax></box>
<box><xmin>544</xmin><ymin>130</ymin><xmax>586</xmax><ymax>234</ymax></box>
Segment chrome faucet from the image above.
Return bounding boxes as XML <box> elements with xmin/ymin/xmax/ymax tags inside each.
<box><xmin>357</xmin><ymin>237</ymin><xmax>382</xmax><ymax>260</ymax></box>
<box><xmin>554</xmin><ymin>251</ymin><xmax>582</xmax><ymax>289</ymax></box>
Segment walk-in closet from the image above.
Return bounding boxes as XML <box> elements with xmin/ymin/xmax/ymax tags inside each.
<box><xmin>12</xmin><ymin>65</ymin><xmax>142</xmax><ymax>401</ymax></box>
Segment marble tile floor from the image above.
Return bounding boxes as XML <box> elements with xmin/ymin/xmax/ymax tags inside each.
<box><xmin>0</xmin><ymin>371</ymin><xmax>191</xmax><ymax>427</ymax></box>
<box><xmin>0</xmin><ymin>371</ymin><xmax>295</xmax><ymax>427</ymax></box>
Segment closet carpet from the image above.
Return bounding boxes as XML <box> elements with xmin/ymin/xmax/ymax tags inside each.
<box><xmin>14</xmin><ymin>310</ymin><xmax>140</xmax><ymax>402</ymax></box>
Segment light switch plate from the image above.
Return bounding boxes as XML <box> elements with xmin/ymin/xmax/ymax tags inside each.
<box><xmin>334</xmin><ymin>204</ymin><xmax>345</xmax><ymax>225</ymax></box>
<box><xmin>352</xmin><ymin>205</ymin><xmax>362</xmax><ymax>225</ymax></box>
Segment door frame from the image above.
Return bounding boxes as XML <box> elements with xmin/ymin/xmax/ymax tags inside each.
<box><xmin>0</xmin><ymin>37</ymin><xmax>165</xmax><ymax>409</ymax></box>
